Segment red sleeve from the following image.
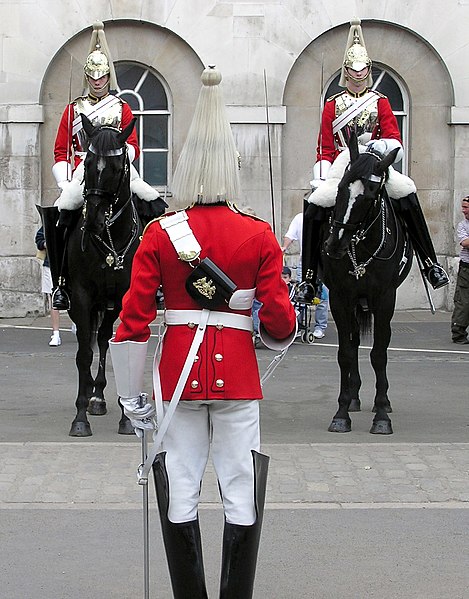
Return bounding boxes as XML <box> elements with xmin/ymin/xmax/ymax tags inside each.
<box><xmin>121</xmin><ymin>103</ymin><xmax>140</xmax><ymax>160</ymax></box>
<box><xmin>114</xmin><ymin>226</ymin><xmax>160</xmax><ymax>342</ymax></box>
<box><xmin>255</xmin><ymin>229</ymin><xmax>297</xmax><ymax>341</ymax></box>
<box><xmin>316</xmin><ymin>99</ymin><xmax>336</xmax><ymax>164</ymax></box>
<box><xmin>54</xmin><ymin>104</ymin><xmax>74</xmax><ymax>164</ymax></box>
<box><xmin>374</xmin><ymin>97</ymin><xmax>402</xmax><ymax>143</ymax></box>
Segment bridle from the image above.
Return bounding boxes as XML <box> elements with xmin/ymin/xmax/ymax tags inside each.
<box><xmin>81</xmin><ymin>130</ymin><xmax>139</xmax><ymax>269</ymax></box>
<box><xmin>330</xmin><ymin>155</ymin><xmax>399</xmax><ymax>279</ymax></box>
<box><xmin>83</xmin><ymin>136</ymin><xmax>131</xmax><ymax>225</ymax></box>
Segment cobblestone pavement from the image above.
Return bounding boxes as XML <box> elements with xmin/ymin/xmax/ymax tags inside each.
<box><xmin>1</xmin><ymin>441</ymin><xmax>468</xmax><ymax>509</ymax></box>
<box><xmin>1</xmin><ymin>311</ymin><xmax>468</xmax><ymax>598</ymax></box>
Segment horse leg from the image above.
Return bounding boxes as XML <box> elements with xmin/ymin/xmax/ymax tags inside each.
<box><xmin>88</xmin><ymin>309</ymin><xmax>134</xmax><ymax>434</ymax></box>
<box><xmin>369</xmin><ymin>299</ymin><xmax>394</xmax><ymax>435</ymax></box>
<box><xmin>69</xmin><ymin>312</ymin><xmax>95</xmax><ymax>437</ymax></box>
<box><xmin>328</xmin><ymin>310</ymin><xmax>356</xmax><ymax>433</ymax></box>
<box><xmin>348</xmin><ymin>334</ymin><xmax>362</xmax><ymax>412</ymax></box>
<box><xmin>87</xmin><ymin>311</ymin><xmax>109</xmax><ymax>417</ymax></box>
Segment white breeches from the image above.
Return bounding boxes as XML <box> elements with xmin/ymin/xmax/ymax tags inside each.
<box><xmin>161</xmin><ymin>399</ymin><xmax>260</xmax><ymax>526</ymax></box>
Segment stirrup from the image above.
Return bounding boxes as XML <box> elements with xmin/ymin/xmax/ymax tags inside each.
<box><xmin>426</xmin><ymin>264</ymin><xmax>449</xmax><ymax>290</ymax></box>
<box><xmin>52</xmin><ymin>287</ymin><xmax>70</xmax><ymax>310</ymax></box>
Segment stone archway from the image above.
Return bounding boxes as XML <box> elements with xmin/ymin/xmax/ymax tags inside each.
<box><xmin>40</xmin><ymin>20</ymin><xmax>204</xmax><ymax>207</ymax></box>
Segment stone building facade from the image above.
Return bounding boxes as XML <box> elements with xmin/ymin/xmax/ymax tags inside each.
<box><xmin>1</xmin><ymin>1</ymin><xmax>468</xmax><ymax>316</ymax></box>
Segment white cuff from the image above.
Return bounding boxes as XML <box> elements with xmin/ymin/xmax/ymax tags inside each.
<box><xmin>109</xmin><ymin>339</ymin><xmax>148</xmax><ymax>398</ymax></box>
<box><xmin>52</xmin><ymin>161</ymin><xmax>72</xmax><ymax>185</ymax></box>
<box><xmin>312</xmin><ymin>160</ymin><xmax>331</xmax><ymax>183</ymax></box>
<box><xmin>259</xmin><ymin>320</ymin><xmax>298</xmax><ymax>351</ymax></box>
<box><xmin>126</xmin><ymin>143</ymin><xmax>136</xmax><ymax>163</ymax></box>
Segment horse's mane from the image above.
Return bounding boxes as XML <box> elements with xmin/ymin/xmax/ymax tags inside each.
<box><xmin>89</xmin><ymin>126</ymin><xmax>123</xmax><ymax>155</ymax></box>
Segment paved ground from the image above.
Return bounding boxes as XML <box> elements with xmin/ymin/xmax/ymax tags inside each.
<box><xmin>0</xmin><ymin>310</ymin><xmax>468</xmax><ymax>598</ymax></box>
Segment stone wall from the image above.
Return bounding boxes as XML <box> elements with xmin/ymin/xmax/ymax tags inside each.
<box><xmin>1</xmin><ymin>1</ymin><xmax>469</xmax><ymax>315</ymax></box>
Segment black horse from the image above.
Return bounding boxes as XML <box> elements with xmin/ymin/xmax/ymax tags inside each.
<box><xmin>67</xmin><ymin>114</ymin><xmax>141</xmax><ymax>437</ymax></box>
<box><xmin>322</xmin><ymin>134</ymin><xmax>412</xmax><ymax>435</ymax></box>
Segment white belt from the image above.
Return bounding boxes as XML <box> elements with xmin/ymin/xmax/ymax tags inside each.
<box><xmin>165</xmin><ymin>309</ymin><xmax>252</xmax><ymax>332</ymax></box>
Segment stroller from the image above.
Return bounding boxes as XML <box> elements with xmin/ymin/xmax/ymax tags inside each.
<box><xmin>291</xmin><ymin>281</ymin><xmax>322</xmax><ymax>344</ymax></box>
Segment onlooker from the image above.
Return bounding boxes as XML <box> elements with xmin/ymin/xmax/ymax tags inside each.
<box><xmin>313</xmin><ymin>282</ymin><xmax>329</xmax><ymax>339</ymax></box>
<box><xmin>451</xmin><ymin>196</ymin><xmax>469</xmax><ymax>344</ymax></box>
<box><xmin>281</xmin><ymin>212</ymin><xmax>303</xmax><ymax>284</ymax></box>
<box><xmin>281</xmin><ymin>211</ymin><xmax>329</xmax><ymax>338</ymax></box>
<box><xmin>281</xmin><ymin>265</ymin><xmax>295</xmax><ymax>298</ymax></box>
<box><xmin>35</xmin><ymin>226</ymin><xmax>61</xmax><ymax>346</ymax></box>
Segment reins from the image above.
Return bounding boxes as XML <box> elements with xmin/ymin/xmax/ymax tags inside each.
<box><xmin>81</xmin><ymin>130</ymin><xmax>139</xmax><ymax>269</ymax></box>
<box><xmin>332</xmin><ymin>155</ymin><xmax>401</xmax><ymax>279</ymax></box>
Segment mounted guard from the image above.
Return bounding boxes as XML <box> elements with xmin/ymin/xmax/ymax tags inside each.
<box><xmin>303</xmin><ymin>17</ymin><xmax>449</xmax><ymax>300</ymax></box>
<box><xmin>43</xmin><ymin>21</ymin><xmax>167</xmax><ymax>310</ymax></box>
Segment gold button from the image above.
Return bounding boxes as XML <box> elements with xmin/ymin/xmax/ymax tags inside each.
<box><xmin>188</xmin><ymin>322</ymin><xmax>196</xmax><ymax>329</ymax></box>
<box><xmin>216</xmin><ymin>323</ymin><xmax>224</xmax><ymax>330</ymax></box>
<box><xmin>194</xmin><ymin>355</ymin><xmax>199</xmax><ymax>362</ymax></box>
<box><xmin>215</xmin><ymin>353</ymin><xmax>223</xmax><ymax>361</ymax></box>
<box><xmin>191</xmin><ymin>380</ymin><xmax>199</xmax><ymax>388</ymax></box>
<box><xmin>216</xmin><ymin>379</ymin><xmax>224</xmax><ymax>388</ymax></box>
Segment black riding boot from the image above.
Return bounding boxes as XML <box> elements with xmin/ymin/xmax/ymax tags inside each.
<box><xmin>152</xmin><ymin>453</ymin><xmax>208</xmax><ymax>599</ymax></box>
<box><xmin>396</xmin><ymin>193</ymin><xmax>449</xmax><ymax>289</ymax></box>
<box><xmin>38</xmin><ymin>206</ymin><xmax>70</xmax><ymax>310</ymax></box>
<box><xmin>219</xmin><ymin>450</ymin><xmax>270</xmax><ymax>599</ymax></box>
<box><xmin>301</xmin><ymin>201</ymin><xmax>328</xmax><ymax>300</ymax></box>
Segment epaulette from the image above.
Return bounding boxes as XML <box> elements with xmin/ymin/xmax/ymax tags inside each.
<box><xmin>326</xmin><ymin>91</ymin><xmax>345</xmax><ymax>102</ymax></box>
<box><xmin>72</xmin><ymin>95</ymin><xmax>87</xmax><ymax>104</ymax></box>
<box><xmin>372</xmin><ymin>90</ymin><xmax>386</xmax><ymax>99</ymax></box>
<box><xmin>140</xmin><ymin>209</ymin><xmax>197</xmax><ymax>239</ymax></box>
<box><xmin>141</xmin><ymin>208</ymin><xmax>184</xmax><ymax>237</ymax></box>
<box><xmin>230</xmin><ymin>202</ymin><xmax>268</xmax><ymax>222</ymax></box>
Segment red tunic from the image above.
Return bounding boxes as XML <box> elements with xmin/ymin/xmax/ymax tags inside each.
<box><xmin>317</xmin><ymin>90</ymin><xmax>402</xmax><ymax>164</ymax></box>
<box><xmin>114</xmin><ymin>204</ymin><xmax>297</xmax><ymax>401</ymax></box>
<box><xmin>54</xmin><ymin>96</ymin><xmax>139</xmax><ymax>170</ymax></box>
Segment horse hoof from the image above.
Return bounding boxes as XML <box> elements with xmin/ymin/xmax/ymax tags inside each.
<box><xmin>88</xmin><ymin>398</ymin><xmax>107</xmax><ymax>416</ymax></box>
<box><xmin>372</xmin><ymin>404</ymin><xmax>392</xmax><ymax>413</ymax></box>
<box><xmin>370</xmin><ymin>420</ymin><xmax>393</xmax><ymax>435</ymax></box>
<box><xmin>69</xmin><ymin>421</ymin><xmax>92</xmax><ymax>437</ymax></box>
<box><xmin>118</xmin><ymin>419</ymin><xmax>136</xmax><ymax>435</ymax></box>
<box><xmin>349</xmin><ymin>399</ymin><xmax>361</xmax><ymax>412</ymax></box>
<box><xmin>328</xmin><ymin>418</ymin><xmax>351</xmax><ymax>433</ymax></box>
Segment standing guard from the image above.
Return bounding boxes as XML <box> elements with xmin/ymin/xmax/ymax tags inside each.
<box><xmin>109</xmin><ymin>65</ymin><xmax>297</xmax><ymax>598</ymax></box>
<box><xmin>303</xmin><ymin>18</ymin><xmax>449</xmax><ymax>294</ymax></box>
<box><xmin>46</xmin><ymin>21</ymin><xmax>166</xmax><ymax>310</ymax></box>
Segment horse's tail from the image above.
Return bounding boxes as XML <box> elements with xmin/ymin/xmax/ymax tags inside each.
<box><xmin>356</xmin><ymin>302</ymin><xmax>373</xmax><ymax>336</ymax></box>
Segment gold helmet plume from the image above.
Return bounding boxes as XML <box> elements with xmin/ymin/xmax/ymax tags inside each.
<box><xmin>83</xmin><ymin>21</ymin><xmax>117</xmax><ymax>89</ymax></box>
<box><xmin>339</xmin><ymin>18</ymin><xmax>372</xmax><ymax>88</ymax></box>
<box><xmin>171</xmin><ymin>65</ymin><xmax>241</xmax><ymax>205</ymax></box>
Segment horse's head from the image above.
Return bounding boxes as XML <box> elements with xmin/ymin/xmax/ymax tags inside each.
<box><xmin>323</xmin><ymin>133</ymin><xmax>399</xmax><ymax>259</ymax></box>
<box><xmin>81</xmin><ymin>113</ymin><xmax>136</xmax><ymax>235</ymax></box>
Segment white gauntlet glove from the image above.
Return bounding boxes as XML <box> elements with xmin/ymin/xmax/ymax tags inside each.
<box><xmin>120</xmin><ymin>393</ymin><xmax>156</xmax><ymax>437</ymax></box>
<box><xmin>310</xmin><ymin>160</ymin><xmax>331</xmax><ymax>189</ymax></box>
<box><xmin>109</xmin><ymin>339</ymin><xmax>155</xmax><ymax>436</ymax></box>
<box><xmin>365</xmin><ymin>138</ymin><xmax>403</xmax><ymax>163</ymax></box>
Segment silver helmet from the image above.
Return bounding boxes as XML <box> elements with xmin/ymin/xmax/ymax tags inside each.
<box><xmin>339</xmin><ymin>18</ymin><xmax>372</xmax><ymax>88</ymax></box>
<box><xmin>82</xmin><ymin>21</ymin><xmax>117</xmax><ymax>90</ymax></box>
<box><xmin>84</xmin><ymin>49</ymin><xmax>110</xmax><ymax>80</ymax></box>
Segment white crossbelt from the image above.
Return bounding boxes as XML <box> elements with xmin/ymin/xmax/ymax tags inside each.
<box><xmin>165</xmin><ymin>309</ymin><xmax>252</xmax><ymax>331</ymax></box>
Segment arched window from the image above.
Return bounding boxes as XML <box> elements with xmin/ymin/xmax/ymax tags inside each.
<box><xmin>115</xmin><ymin>62</ymin><xmax>171</xmax><ymax>189</ymax></box>
<box><xmin>324</xmin><ymin>66</ymin><xmax>408</xmax><ymax>174</ymax></box>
